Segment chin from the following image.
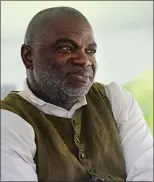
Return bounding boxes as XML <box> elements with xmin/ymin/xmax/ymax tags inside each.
<box><xmin>64</xmin><ymin>82</ymin><xmax>93</xmax><ymax>97</ymax></box>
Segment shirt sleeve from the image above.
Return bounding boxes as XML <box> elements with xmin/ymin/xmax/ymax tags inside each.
<box><xmin>1</xmin><ymin>109</ymin><xmax>38</xmax><ymax>181</ymax></box>
<box><xmin>104</xmin><ymin>82</ymin><xmax>153</xmax><ymax>181</ymax></box>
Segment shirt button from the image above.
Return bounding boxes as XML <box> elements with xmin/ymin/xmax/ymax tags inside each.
<box><xmin>80</xmin><ymin>153</ymin><xmax>85</xmax><ymax>159</ymax></box>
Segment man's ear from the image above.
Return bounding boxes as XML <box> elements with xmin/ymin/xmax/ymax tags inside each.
<box><xmin>21</xmin><ymin>44</ymin><xmax>33</xmax><ymax>70</ymax></box>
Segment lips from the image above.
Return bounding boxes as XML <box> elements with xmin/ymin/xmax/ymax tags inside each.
<box><xmin>69</xmin><ymin>73</ymin><xmax>90</xmax><ymax>83</ymax></box>
<box><xmin>67</xmin><ymin>71</ymin><xmax>91</xmax><ymax>83</ymax></box>
<box><xmin>71</xmin><ymin>71</ymin><xmax>91</xmax><ymax>77</ymax></box>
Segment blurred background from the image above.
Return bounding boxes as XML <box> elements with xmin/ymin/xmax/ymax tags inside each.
<box><xmin>1</xmin><ymin>1</ymin><xmax>153</xmax><ymax>133</ymax></box>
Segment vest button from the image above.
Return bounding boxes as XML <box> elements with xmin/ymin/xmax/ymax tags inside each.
<box><xmin>89</xmin><ymin>168</ymin><xmax>94</xmax><ymax>174</ymax></box>
<box><xmin>80</xmin><ymin>153</ymin><xmax>85</xmax><ymax>159</ymax></box>
<box><xmin>76</xmin><ymin>137</ymin><xmax>80</xmax><ymax>143</ymax></box>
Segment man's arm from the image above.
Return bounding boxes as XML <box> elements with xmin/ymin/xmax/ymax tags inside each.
<box><xmin>1</xmin><ymin>109</ymin><xmax>38</xmax><ymax>181</ymax></box>
<box><xmin>105</xmin><ymin>82</ymin><xmax>153</xmax><ymax>181</ymax></box>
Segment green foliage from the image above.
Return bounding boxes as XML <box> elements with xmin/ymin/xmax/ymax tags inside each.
<box><xmin>123</xmin><ymin>70</ymin><xmax>153</xmax><ymax>134</ymax></box>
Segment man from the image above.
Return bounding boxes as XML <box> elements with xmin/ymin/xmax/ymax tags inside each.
<box><xmin>1</xmin><ymin>7</ymin><xmax>153</xmax><ymax>181</ymax></box>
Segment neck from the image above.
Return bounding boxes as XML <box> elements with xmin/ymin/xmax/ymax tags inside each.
<box><xmin>27</xmin><ymin>80</ymin><xmax>84</xmax><ymax>110</ymax></box>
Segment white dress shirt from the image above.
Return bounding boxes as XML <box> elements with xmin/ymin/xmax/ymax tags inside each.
<box><xmin>1</xmin><ymin>81</ymin><xmax>153</xmax><ymax>181</ymax></box>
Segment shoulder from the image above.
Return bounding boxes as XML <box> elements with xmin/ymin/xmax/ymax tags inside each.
<box><xmin>95</xmin><ymin>81</ymin><xmax>139</xmax><ymax>123</ymax></box>
<box><xmin>104</xmin><ymin>81</ymin><xmax>137</xmax><ymax>110</ymax></box>
<box><xmin>92</xmin><ymin>81</ymin><xmax>130</xmax><ymax>100</ymax></box>
<box><xmin>1</xmin><ymin>109</ymin><xmax>36</xmax><ymax>156</ymax></box>
<box><xmin>1</xmin><ymin>109</ymin><xmax>35</xmax><ymax>138</ymax></box>
<box><xmin>1</xmin><ymin>109</ymin><xmax>37</xmax><ymax>181</ymax></box>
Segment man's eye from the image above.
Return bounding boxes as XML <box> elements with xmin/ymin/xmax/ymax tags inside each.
<box><xmin>86</xmin><ymin>49</ymin><xmax>96</xmax><ymax>55</ymax></box>
<box><xmin>57</xmin><ymin>45</ymin><xmax>73</xmax><ymax>53</ymax></box>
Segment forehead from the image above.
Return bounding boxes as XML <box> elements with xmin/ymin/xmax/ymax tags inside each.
<box><xmin>36</xmin><ymin>16</ymin><xmax>95</xmax><ymax>45</ymax></box>
<box><xmin>55</xmin><ymin>29</ymin><xmax>94</xmax><ymax>45</ymax></box>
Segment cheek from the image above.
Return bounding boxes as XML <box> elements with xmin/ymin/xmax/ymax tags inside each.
<box><xmin>54</xmin><ymin>53</ymin><xmax>71</xmax><ymax>66</ymax></box>
<box><xmin>90</xmin><ymin>57</ymin><xmax>97</xmax><ymax>70</ymax></box>
<box><xmin>32</xmin><ymin>51</ymin><xmax>47</xmax><ymax>67</ymax></box>
<box><xmin>91</xmin><ymin>56</ymin><xmax>96</xmax><ymax>63</ymax></box>
<box><xmin>33</xmin><ymin>47</ymin><xmax>55</xmax><ymax>62</ymax></box>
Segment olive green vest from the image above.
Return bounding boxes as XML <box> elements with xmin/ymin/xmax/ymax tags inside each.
<box><xmin>1</xmin><ymin>82</ymin><xmax>126</xmax><ymax>181</ymax></box>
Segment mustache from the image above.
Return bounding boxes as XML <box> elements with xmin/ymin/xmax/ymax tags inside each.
<box><xmin>67</xmin><ymin>66</ymin><xmax>94</xmax><ymax>78</ymax></box>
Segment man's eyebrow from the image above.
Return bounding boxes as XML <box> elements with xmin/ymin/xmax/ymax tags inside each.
<box><xmin>88</xmin><ymin>42</ymin><xmax>97</xmax><ymax>48</ymax></box>
<box><xmin>52</xmin><ymin>38</ymin><xmax>78</xmax><ymax>48</ymax></box>
<box><xmin>52</xmin><ymin>38</ymin><xmax>97</xmax><ymax>48</ymax></box>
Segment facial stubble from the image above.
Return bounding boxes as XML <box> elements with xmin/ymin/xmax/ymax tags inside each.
<box><xmin>33</xmin><ymin>60</ymin><xmax>94</xmax><ymax>107</ymax></box>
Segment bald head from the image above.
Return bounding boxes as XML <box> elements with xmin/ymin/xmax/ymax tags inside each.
<box><xmin>24</xmin><ymin>6</ymin><xmax>91</xmax><ymax>44</ymax></box>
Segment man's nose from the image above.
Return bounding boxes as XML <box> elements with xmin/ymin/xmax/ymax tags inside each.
<box><xmin>71</xmin><ymin>49</ymin><xmax>92</xmax><ymax>67</ymax></box>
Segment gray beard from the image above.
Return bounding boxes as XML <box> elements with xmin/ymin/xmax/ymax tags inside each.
<box><xmin>33</xmin><ymin>63</ymin><xmax>93</xmax><ymax>109</ymax></box>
